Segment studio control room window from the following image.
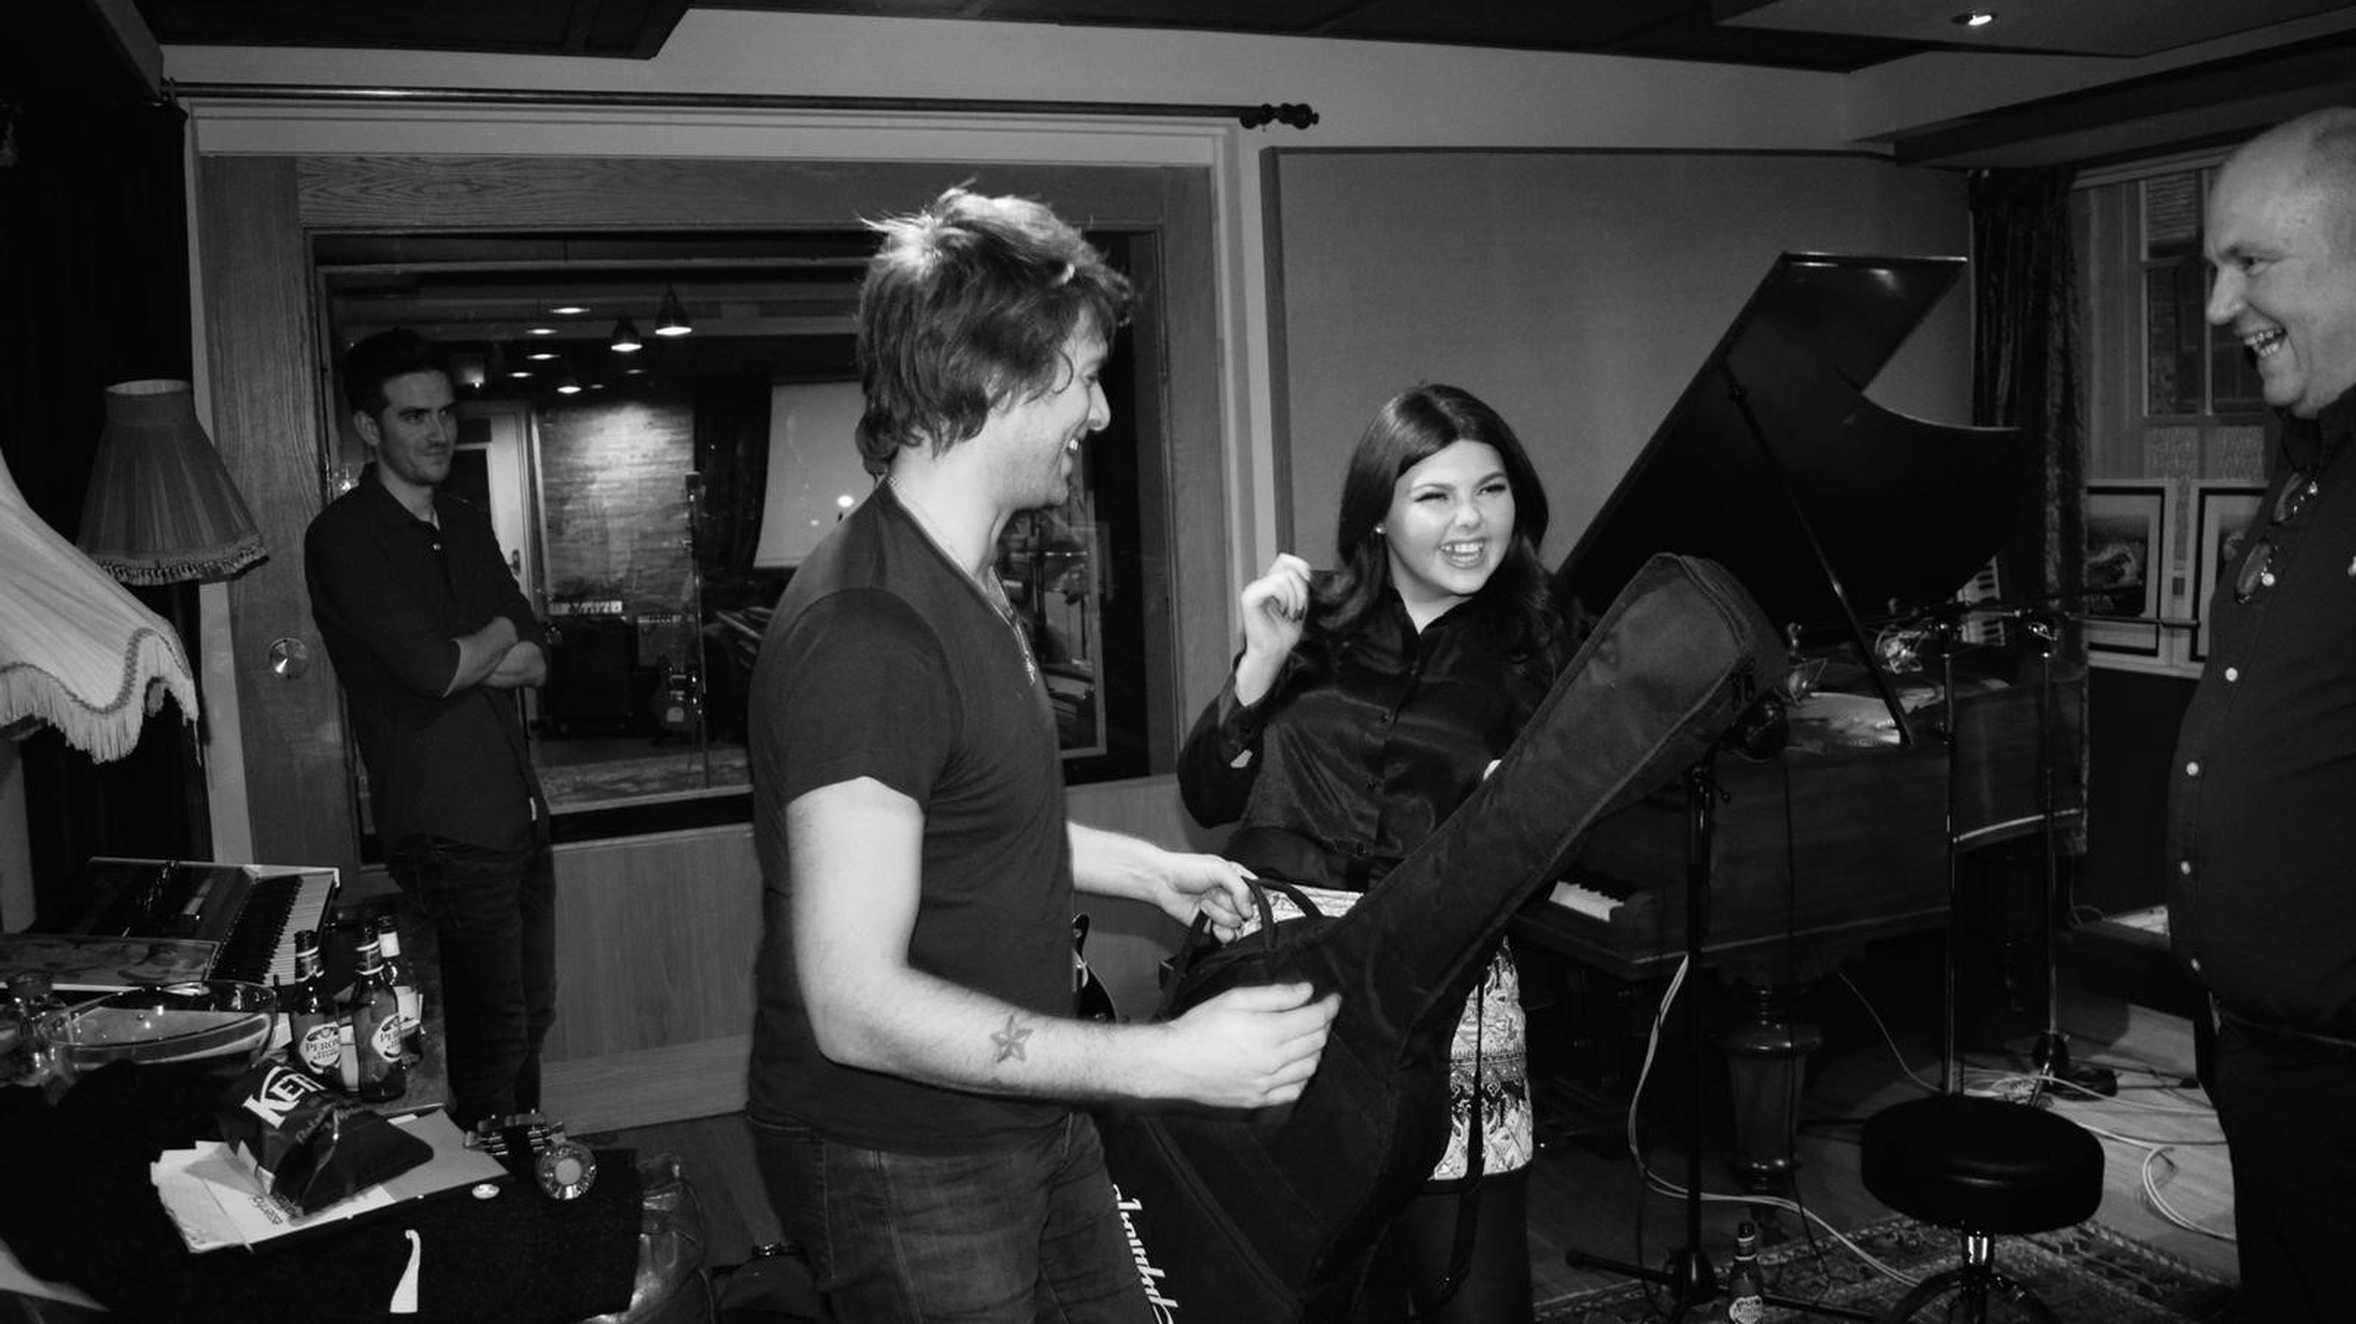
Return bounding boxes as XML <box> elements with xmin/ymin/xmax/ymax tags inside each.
<box><xmin>320</xmin><ymin>229</ymin><xmax>1167</xmax><ymax>851</ymax></box>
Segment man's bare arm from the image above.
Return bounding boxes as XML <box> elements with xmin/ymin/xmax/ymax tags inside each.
<box><xmin>791</xmin><ymin>779</ymin><xmax>1335</xmax><ymax>1107</ymax></box>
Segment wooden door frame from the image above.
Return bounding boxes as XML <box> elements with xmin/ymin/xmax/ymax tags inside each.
<box><xmin>196</xmin><ymin>155</ymin><xmax>1226</xmax><ymax>872</ymax></box>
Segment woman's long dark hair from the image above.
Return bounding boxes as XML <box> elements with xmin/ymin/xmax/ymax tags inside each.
<box><xmin>1312</xmin><ymin>383</ymin><xmax>1565</xmax><ymax>663</ymax></box>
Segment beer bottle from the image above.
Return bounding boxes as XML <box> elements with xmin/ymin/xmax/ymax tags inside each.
<box><xmin>347</xmin><ymin>932</ymin><xmax>407</xmax><ymax>1102</ymax></box>
<box><xmin>284</xmin><ymin>930</ymin><xmax>343</xmax><ymax>1087</ymax></box>
<box><xmin>1721</xmin><ymin>1221</ymin><xmax>1766</xmax><ymax>1324</ymax></box>
<box><xmin>374</xmin><ymin>916</ymin><xmax>424</xmax><ymax>1063</ymax></box>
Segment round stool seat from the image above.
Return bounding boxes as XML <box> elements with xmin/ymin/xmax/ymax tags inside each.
<box><xmin>1861</xmin><ymin>1094</ymin><xmax>2103</xmax><ymax>1236</ymax></box>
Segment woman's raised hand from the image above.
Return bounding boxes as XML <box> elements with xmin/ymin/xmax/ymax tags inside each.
<box><xmin>1233</xmin><ymin>554</ymin><xmax>1312</xmax><ymax>705</ymax></box>
<box><xmin>1239</xmin><ymin>553</ymin><xmax>1313</xmax><ymax>662</ymax></box>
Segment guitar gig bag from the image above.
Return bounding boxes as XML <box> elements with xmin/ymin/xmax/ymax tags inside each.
<box><xmin>1097</xmin><ymin>553</ymin><xmax>1782</xmax><ymax>1322</ymax></box>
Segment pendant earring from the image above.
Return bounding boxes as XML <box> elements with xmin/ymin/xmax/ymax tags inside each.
<box><xmin>1373</xmin><ymin>522</ymin><xmax>1386</xmax><ymax>536</ymax></box>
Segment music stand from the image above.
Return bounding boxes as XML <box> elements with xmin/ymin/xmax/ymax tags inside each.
<box><xmin>1550</xmin><ymin>252</ymin><xmax>2036</xmax><ymax>1318</ymax></box>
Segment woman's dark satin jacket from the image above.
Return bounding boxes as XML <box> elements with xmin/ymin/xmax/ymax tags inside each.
<box><xmin>1177</xmin><ymin>591</ymin><xmax>1562</xmax><ymax>893</ymax></box>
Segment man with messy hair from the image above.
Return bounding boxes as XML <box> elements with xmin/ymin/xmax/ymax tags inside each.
<box><xmin>745</xmin><ymin>187</ymin><xmax>1339</xmax><ymax>1321</ymax></box>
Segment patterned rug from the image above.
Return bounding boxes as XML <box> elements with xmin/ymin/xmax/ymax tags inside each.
<box><xmin>1537</xmin><ymin>1218</ymin><xmax>2238</xmax><ymax>1322</ymax></box>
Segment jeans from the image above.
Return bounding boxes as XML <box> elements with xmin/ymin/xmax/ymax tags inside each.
<box><xmin>749</xmin><ymin>1111</ymin><xmax>1150</xmax><ymax>1323</ymax></box>
<box><xmin>386</xmin><ymin>831</ymin><xmax>556</xmax><ymax>1130</ymax></box>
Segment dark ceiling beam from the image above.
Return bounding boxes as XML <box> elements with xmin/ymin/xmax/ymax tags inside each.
<box><xmin>135</xmin><ymin>0</ymin><xmax>693</xmax><ymax>61</ymax></box>
<box><xmin>165</xmin><ymin>81</ymin><xmax>1321</xmax><ymax>129</ymax></box>
<box><xmin>2</xmin><ymin>0</ymin><xmax>161</xmax><ymax>104</ymax></box>
<box><xmin>1885</xmin><ymin>28</ymin><xmax>2356</xmax><ymax>170</ymax></box>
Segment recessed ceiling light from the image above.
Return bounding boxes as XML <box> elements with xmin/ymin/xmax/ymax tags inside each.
<box><xmin>1951</xmin><ymin>10</ymin><xmax>1996</xmax><ymax>27</ymax></box>
<box><xmin>550</xmin><ymin>303</ymin><xmax>589</xmax><ymax>316</ymax></box>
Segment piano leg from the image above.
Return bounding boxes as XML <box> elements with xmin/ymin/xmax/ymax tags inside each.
<box><xmin>1719</xmin><ymin>975</ymin><xmax>1823</xmax><ymax>1195</ymax></box>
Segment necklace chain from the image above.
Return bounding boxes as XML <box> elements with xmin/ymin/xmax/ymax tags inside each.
<box><xmin>887</xmin><ymin>479</ymin><xmax>1039</xmax><ymax>687</ymax></box>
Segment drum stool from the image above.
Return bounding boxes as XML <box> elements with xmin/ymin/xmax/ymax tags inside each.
<box><xmin>1859</xmin><ymin>1092</ymin><xmax>2104</xmax><ymax>1323</ymax></box>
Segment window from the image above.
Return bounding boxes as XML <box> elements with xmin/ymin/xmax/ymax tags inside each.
<box><xmin>2078</xmin><ymin>165</ymin><xmax>2269</xmax><ymax>483</ymax></box>
<box><xmin>318</xmin><ymin>227</ymin><xmax>1163</xmax><ymax>853</ymax></box>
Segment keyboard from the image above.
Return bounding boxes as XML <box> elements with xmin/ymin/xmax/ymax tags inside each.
<box><xmin>55</xmin><ymin>857</ymin><xmax>339</xmax><ymax>990</ymax></box>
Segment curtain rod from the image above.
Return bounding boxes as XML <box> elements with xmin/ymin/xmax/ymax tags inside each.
<box><xmin>165</xmin><ymin>81</ymin><xmax>1319</xmax><ymax>130</ymax></box>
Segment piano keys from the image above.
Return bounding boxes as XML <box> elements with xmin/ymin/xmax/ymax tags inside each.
<box><xmin>49</xmin><ymin>857</ymin><xmax>340</xmax><ymax>989</ymax></box>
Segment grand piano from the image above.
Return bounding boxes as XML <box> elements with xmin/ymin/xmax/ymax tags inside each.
<box><xmin>1508</xmin><ymin>252</ymin><xmax>2075</xmax><ymax>1187</ymax></box>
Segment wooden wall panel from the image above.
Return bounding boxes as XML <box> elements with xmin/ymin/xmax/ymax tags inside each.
<box><xmin>545</xmin><ymin>824</ymin><xmax>761</xmax><ymax>1059</ymax></box>
<box><xmin>198</xmin><ymin>156</ymin><xmax>359</xmax><ymax>878</ymax></box>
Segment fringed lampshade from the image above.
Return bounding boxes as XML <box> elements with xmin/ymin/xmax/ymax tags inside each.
<box><xmin>78</xmin><ymin>379</ymin><xmax>265</xmax><ymax>585</ymax></box>
<box><xmin>0</xmin><ymin>446</ymin><xmax>197</xmax><ymax>762</ymax></box>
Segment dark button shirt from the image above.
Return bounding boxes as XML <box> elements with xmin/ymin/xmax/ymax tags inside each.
<box><xmin>1178</xmin><ymin>592</ymin><xmax>1559</xmax><ymax>892</ymax></box>
<box><xmin>2168</xmin><ymin>395</ymin><xmax>2356</xmax><ymax>1035</ymax></box>
<box><xmin>304</xmin><ymin>464</ymin><xmax>545</xmax><ymax>850</ymax></box>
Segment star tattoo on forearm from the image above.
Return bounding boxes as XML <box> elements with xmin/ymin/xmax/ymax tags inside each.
<box><xmin>992</xmin><ymin>1015</ymin><xmax>1033</xmax><ymax>1064</ymax></box>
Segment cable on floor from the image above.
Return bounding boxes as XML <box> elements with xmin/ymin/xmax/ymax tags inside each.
<box><xmin>1625</xmin><ymin>956</ymin><xmax>1924</xmax><ymax>1292</ymax></box>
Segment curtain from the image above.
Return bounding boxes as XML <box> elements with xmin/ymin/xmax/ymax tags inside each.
<box><xmin>0</xmin><ymin>90</ymin><xmax>209</xmax><ymax>913</ymax></box>
<box><xmin>1969</xmin><ymin>166</ymin><xmax>2084</xmax><ymax>626</ymax></box>
<box><xmin>1969</xmin><ymin>166</ymin><xmax>2089</xmax><ymax>858</ymax></box>
<box><xmin>689</xmin><ymin>373</ymin><xmax>775</xmax><ymax>605</ymax></box>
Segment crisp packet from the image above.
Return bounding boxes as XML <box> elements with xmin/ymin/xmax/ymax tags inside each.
<box><xmin>215</xmin><ymin>1061</ymin><xmax>432</xmax><ymax>1213</ymax></box>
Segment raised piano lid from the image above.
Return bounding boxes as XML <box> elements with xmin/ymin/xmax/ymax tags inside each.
<box><xmin>1551</xmin><ymin>252</ymin><xmax>2037</xmax><ymax>735</ymax></box>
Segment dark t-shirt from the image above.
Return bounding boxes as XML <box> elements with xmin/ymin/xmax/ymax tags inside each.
<box><xmin>745</xmin><ymin>484</ymin><xmax>1070</xmax><ymax>1150</ymax></box>
<box><xmin>2168</xmin><ymin>397</ymin><xmax>2356</xmax><ymax>1035</ymax></box>
<box><xmin>304</xmin><ymin>466</ymin><xmax>545</xmax><ymax>850</ymax></box>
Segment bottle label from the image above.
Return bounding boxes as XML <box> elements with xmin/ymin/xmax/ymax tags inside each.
<box><xmin>297</xmin><ymin>1021</ymin><xmax>340</xmax><ymax>1074</ymax></box>
<box><xmin>1728</xmin><ymin>1296</ymin><xmax>1765</xmax><ymax>1324</ymax></box>
<box><xmin>395</xmin><ymin>988</ymin><xmax>421</xmax><ymax>1035</ymax></box>
<box><xmin>368</xmin><ymin>1013</ymin><xmax>404</xmax><ymax>1064</ymax></box>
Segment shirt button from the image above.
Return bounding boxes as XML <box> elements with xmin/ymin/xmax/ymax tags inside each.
<box><xmin>2184</xmin><ymin>761</ymin><xmax>2200</xmax><ymax>777</ymax></box>
<box><xmin>2179</xmin><ymin>860</ymin><xmax>2192</xmax><ymax>875</ymax></box>
<box><xmin>2189</xmin><ymin>957</ymin><xmax>2203</xmax><ymax>974</ymax></box>
<box><xmin>2223</xmin><ymin>667</ymin><xmax>2238</xmax><ymax>683</ymax></box>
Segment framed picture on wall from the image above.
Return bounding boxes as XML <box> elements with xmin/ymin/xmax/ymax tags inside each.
<box><xmin>2081</xmin><ymin>480</ymin><xmax>2172</xmax><ymax>668</ymax></box>
<box><xmin>2191</xmin><ymin>481</ymin><xmax>2268</xmax><ymax>664</ymax></box>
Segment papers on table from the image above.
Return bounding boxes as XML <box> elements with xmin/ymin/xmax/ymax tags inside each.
<box><xmin>150</xmin><ymin>1109</ymin><xmax>507</xmax><ymax>1253</ymax></box>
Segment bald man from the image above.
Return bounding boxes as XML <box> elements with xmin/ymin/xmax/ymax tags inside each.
<box><xmin>2167</xmin><ymin>106</ymin><xmax>2356</xmax><ymax>1316</ymax></box>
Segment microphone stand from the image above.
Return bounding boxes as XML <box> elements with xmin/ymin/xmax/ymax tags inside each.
<box><xmin>1561</xmin><ymin>740</ymin><xmax>1875</xmax><ymax>1323</ymax></box>
<box><xmin>2015</xmin><ymin>610</ymin><xmax>2115</xmax><ymax>1098</ymax></box>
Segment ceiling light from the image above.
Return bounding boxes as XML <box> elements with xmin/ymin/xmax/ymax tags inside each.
<box><xmin>525</xmin><ymin>345</ymin><xmax>559</xmax><ymax>362</ymax></box>
<box><xmin>556</xmin><ymin>366</ymin><xmax>583</xmax><ymax>396</ymax></box>
<box><xmin>654</xmin><ymin>287</ymin><xmax>693</xmax><ymax>338</ymax></box>
<box><xmin>609</xmin><ymin>316</ymin><xmax>644</xmax><ymax>354</ymax></box>
<box><xmin>550</xmin><ymin>303</ymin><xmax>589</xmax><ymax>316</ymax></box>
<box><xmin>504</xmin><ymin>342</ymin><xmax>534</xmax><ymax>379</ymax></box>
<box><xmin>1951</xmin><ymin>10</ymin><xmax>1996</xmax><ymax>26</ymax></box>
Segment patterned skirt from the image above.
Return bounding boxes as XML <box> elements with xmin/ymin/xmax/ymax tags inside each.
<box><xmin>1242</xmin><ymin>884</ymin><xmax>1534</xmax><ymax>1183</ymax></box>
